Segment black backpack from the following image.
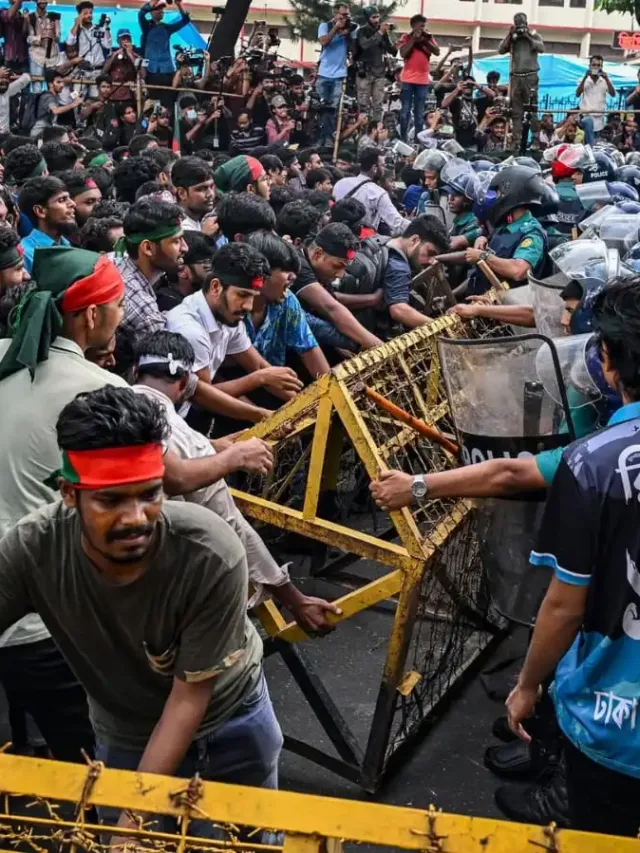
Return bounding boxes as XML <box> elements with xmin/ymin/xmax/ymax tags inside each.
<box><xmin>337</xmin><ymin>235</ymin><xmax>391</xmax><ymax>334</ymax></box>
<box><xmin>17</xmin><ymin>91</ymin><xmax>42</xmax><ymax>134</ymax></box>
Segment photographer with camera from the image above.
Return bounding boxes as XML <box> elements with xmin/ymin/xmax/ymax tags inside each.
<box><xmin>66</xmin><ymin>1</ymin><xmax>112</xmax><ymax>92</ymax></box>
<box><xmin>316</xmin><ymin>3</ymin><xmax>354</xmax><ymax>149</ymax></box>
<box><xmin>103</xmin><ymin>28</ymin><xmax>141</xmax><ymax>107</ymax></box>
<box><xmin>27</xmin><ymin>0</ymin><xmax>60</xmax><ymax>92</ymax></box>
<box><xmin>285</xmin><ymin>73</ymin><xmax>313</xmax><ymax>146</ymax></box>
<box><xmin>398</xmin><ymin>14</ymin><xmax>439</xmax><ymax>142</ymax></box>
<box><xmin>441</xmin><ymin>74</ymin><xmax>480</xmax><ymax>148</ymax></box>
<box><xmin>498</xmin><ymin>13</ymin><xmax>544</xmax><ymax>149</ymax></box>
<box><xmin>246</xmin><ymin>74</ymin><xmax>276</xmax><ymax>128</ymax></box>
<box><xmin>576</xmin><ymin>55</ymin><xmax>616</xmax><ymax>145</ymax></box>
<box><xmin>139</xmin><ymin>0</ymin><xmax>191</xmax><ymax>108</ymax></box>
<box><xmin>172</xmin><ymin>48</ymin><xmax>211</xmax><ymax>91</ymax></box>
<box><xmin>354</xmin><ymin>6</ymin><xmax>396</xmax><ymax>123</ymax></box>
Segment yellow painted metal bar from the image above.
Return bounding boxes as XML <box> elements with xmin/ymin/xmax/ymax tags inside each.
<box><xmin>271</xmin><ymin>569</ymin><xmax>404</xmax><ymax>642</ymax></box>
<box><xmin>332</xmin><ymin>316</ymin><xmax>460</xmax><ymax>384</ymax></box>
<box><xmin>329</xmin><ymin>381</ymin><xmax>425</xmax><ymax>560</ymax></box>
<box><xmin>236</xmin><ymin>375</ymin><xmax>330</xmax><ymax>442</ymax></box>
<box><xmin>254</xmin><ymin>599</ymin><xmax>288</xmax><ymax>634</ymax></box>
<box><xmin>302</xmin><ymin>394</ymin><xmax>333</xmax><ymax>520</ymax></box>
<box><xmin>230</xmin><ymin>490</ymin><xmax>422</xmax><ymax>574</ymax></box>
<box><xmin>0</xmin><ymin>755</ymin><xmax>634</xmax><ymax>852</ymax></box>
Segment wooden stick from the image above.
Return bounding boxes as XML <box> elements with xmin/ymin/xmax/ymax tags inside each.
<box><xmin>364</xmin><ymin>387</ymin><xmax>460</xmax><ymax>457</ymax></box>
<box><xmin>476</xmin><ymin>259</ymin><xmax>509</xmax><ymax>293</ymax></box>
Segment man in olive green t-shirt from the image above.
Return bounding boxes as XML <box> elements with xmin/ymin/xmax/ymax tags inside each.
<box><xmin>0</xmin><ymin>385</ymin><xmax>281</xmax><ymax>839</ymax></box>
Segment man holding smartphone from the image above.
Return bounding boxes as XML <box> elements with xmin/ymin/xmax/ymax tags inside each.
<box><xmin>398</xmin><ymin>14</ymin><xmax>439</xmax><ymax>141</ymax></box>
<box><xmin>576</xmin><ymin>55</ymin><xmax>616</xmax><ymax>145</ymax></box>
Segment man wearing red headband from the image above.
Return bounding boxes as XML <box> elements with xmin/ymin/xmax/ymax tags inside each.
<box><xmin>0</xmin><ymin>385</ymin><xmax>283</xmax><ymax>839</ymax></box>
<box><xmin>167</xmin><ymin>242</ymin><xmax>305</xmax><ymax>432</ymax></box>
<box><xmin>0</xmin><ymin>245</ymin><xmax>280</xmax><ymax>767</ymax></box>
<box><xmin>289</xmin><ymin>222</ymin><xmax>382</xmax><ymax>353</ymax></box>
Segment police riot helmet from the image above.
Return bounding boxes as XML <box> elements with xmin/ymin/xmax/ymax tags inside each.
<box><xmin>484</xmin><ymin>165</ymin><xmax>549</xmax><ymax>226</ymax></box>
<box><xmin>617</xmin><ymin>200</ymin><xmax>640</xmax><ymax>214</ymax></box>
<box><xmin>582</xmin><ymin>151</ymin><xmax>616</xmax><ymax>183</ymax></box>
<box><xmin>615</xmin><ymin>164</ymin><xmax>640</xmax><ymax>194</ymax></box>
<box><xmin>512</xmin><ymin>156</ymin><xmax>541</xmax><ymax>172</ymax></box>
<box><xmin>470</xmin><ymin>159</ymin><xmax>495</xmax><ymax>173</ymax></box>
<box><xmin>607</xmin><ymin>181</ymin><xmax>640</xmax><ymax>203</ymax></box>
<box><xmin>626</xmin><ymin>151</ymin><xmax>640</xmax><ymax>167</ymax></box>
<box><xmin>584</xmin><ymin>336</ymin><xmax>623</xmax><ymax>419</ymax></box>
<box><xmin>413</xmin><ymin>149</ymin><xmax>452</xmax><ymax>174</ymax></box>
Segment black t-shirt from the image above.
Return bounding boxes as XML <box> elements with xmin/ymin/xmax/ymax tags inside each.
<box><xmin>290</xmin><ymin>251</ymin><xmax>322</xmax><ymax>300</ymax></box>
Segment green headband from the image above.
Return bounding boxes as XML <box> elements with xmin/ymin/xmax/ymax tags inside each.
<box><xmin>0</xmin><ymin>246</ymin><xmax>23</xmax><ymax>271</ymax></box>
<box><xmin>115</xmin><ymin>222</ymin><xmax>183</xmax><ymax>257</ymax></box>
<box><xmin>88</xmin><ymin>152</ymin><xmax>110</xmax><ymax>168</ymax></box>
<box><xmin>27</xmin><ymin>159</ymin><xmax>47</xmax><ymax>179</ymax></box>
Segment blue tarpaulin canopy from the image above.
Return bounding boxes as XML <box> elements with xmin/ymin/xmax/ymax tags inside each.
<box><xmin>15</xmin><ymin>3</ymin><xmax>207</xmax><ymax>52</ymax></box>
<box><xmin>472</xmin><ymin>53</ymin><xmax>639</xmax><ymax>112</ymax></box>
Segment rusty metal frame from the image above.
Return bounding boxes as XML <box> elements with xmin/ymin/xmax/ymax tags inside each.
<box><xmin>230</xmin><ymin>317</ymin><xmax>500</xmax><ymax>792</ymax></box>
<box><xmin>0</xmin><ymin>753</ymin><xmax>633</xmax><ymax>853</ymax></box>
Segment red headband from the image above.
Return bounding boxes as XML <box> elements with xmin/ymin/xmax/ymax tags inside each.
<box><xmin>61</xmin><ymin>445</ymin><xmax>165</xmax><ymax>489</ymax></box>
<box><xmin>246</xmin><ymin>156</ymin><xmax>265</xmax><ymax>183</ymax></box>
<box><xmin>60</xmin><ymin>256</ymin><xmax>125</xmax><ymax>314</ymax></box>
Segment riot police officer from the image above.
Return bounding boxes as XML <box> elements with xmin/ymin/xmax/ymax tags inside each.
<box><xmin>465</xmin><ymin>165</ymin><xmax>547</xmax><ymax>295</ymax></box>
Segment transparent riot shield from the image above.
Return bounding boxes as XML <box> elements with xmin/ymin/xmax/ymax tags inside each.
<box><xmin>438</xmin><ymin>334</ymin><xmax>578</xmax><ymax>626</ymax></box>
<box><xmin>528</xmin><ymin>272</ymin><xmax>567</xmax><ymax>339</ymax></box>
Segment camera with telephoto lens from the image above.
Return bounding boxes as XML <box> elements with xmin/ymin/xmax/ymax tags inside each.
<box><xmin>339</xmin><ymin>13</ymin><xmax>358</xmax><ymax>32</ymax></box>
<box><xmin>94</xmin><ymin>13</ymin><xmax>110</xmax><ymax>39</ymax></box>
<box><xmin>174</xmin><ymin>45</ymin><xmax>205</xmax><ymax>67</ymax></box>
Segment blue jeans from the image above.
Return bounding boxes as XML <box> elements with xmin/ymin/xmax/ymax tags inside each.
<box><xmin>315</xmin><ymin>76</ymin><xmax>344</xmax><ymax>144</ymax></box>
<box><xmin>400</xmin><ymin>82</ymin><xmax>428</xmax><ymax>141</ymax></box>
<box><xmin>580</xmin><ymin>115</ymin><xmax>595</xmax><ymax>145</ymax></box>
<box><xmin>95</xmin><ymin>672</ymin><xmax>283</xmax><ymax>835</ymax></box>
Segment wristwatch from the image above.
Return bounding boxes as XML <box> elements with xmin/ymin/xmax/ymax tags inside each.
<box><xmin>411</xmin><ymin>474</ymin><xmax>429</xmax><ymax>502</ymax></box>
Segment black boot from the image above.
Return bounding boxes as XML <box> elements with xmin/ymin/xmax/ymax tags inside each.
<box><xmin>484</xmin><ymin>739</ymin><xmax>538</xmax><ymax>779</ymax></box>
<box><xmin>492</xmin><ymin>715</ymin><xmax>518</xmax><ymax>743</ymax></box>
<box><xmin>494</xmin><ymin>756</ymin><xmax>570</xmax><ymax>828</ymax></box>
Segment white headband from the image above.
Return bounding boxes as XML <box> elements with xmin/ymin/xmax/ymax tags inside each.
<box><xmin>137</xmin><ymin>353</ymin><xmax>190</xmax><ymax>376</ymax></box>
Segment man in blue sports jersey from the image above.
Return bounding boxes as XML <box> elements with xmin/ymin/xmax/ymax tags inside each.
<box><xmin>507</xmin><ymin>277</ymin><xmax>640</xmax><ymax>836</ymax></box>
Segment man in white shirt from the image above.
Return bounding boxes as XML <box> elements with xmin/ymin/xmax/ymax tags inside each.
<box><xmin>66</xmin><ymin>0</ymin><xmax>111</xmax><ymax>95</ymax></box>
<box><xmin>333</xmin><ymin>147</ymin><xmax>410</xmax><ymax>236</ymax></box>
<box><xmin>165</xmin><ymin>242</ymin><xmax>303</xmax><ymax>418</ymax></box>
<box><xmin>576</xmin><ymin>55</ymin><xmax>615</xmax><ymax>145</ymax></box>
<box><xmin>132</xmin><ymin>330</ymin><xmax>340</xmax><ymax>635</ymax></box>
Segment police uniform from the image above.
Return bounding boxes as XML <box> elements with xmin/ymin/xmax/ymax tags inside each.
<box><xmin>449</xmin><ymin>211</ymin><xmax>483</xmax><ymax>287</ymax></box>
<box><xmin>451</xmin><ymin>210</ymin><xmax>483</xmax><ymax>245</ymax></box>
<box><xmin>472</xmin><ymin>210</ymin><xmax>546</xmax><ymax>295</ymax></box>
<box><xmin>554</xmin><ymin>180</ymin><xmax>586</xmax><ymax>236</ymax></box>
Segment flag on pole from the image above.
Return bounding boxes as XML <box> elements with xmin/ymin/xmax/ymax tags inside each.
<box><xmin>172</xmin><ymin>102</ymin><xmax>181</xmax><ymax>155</ymax></box>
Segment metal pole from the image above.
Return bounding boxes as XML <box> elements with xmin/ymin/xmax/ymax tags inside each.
<box><xmin>333</xmin><ymin>76</ymin><xmax>348</xmax><ymax>164</ymax></box>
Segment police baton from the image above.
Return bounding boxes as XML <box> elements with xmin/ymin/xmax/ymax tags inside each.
<box><xmin>476</xmin><ymin>259</ymin><xmax>510</xmax><ymax>293</ymax></box>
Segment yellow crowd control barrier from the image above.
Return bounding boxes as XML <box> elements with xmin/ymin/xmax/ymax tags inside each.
<box><xmin>231</xmin><ymin>316</ymin><xmax>503</xmax><ymax>791</ymax></box>
<box><xmin>0</xmin><ymin>753</ymin><xmax>632</xmax><ymax>853</ymax></box>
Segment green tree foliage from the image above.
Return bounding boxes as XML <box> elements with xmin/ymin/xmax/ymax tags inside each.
<box><xmin>286</xmin><ymin>0</ymin><xmax>407</xmax><ymax>43</ymax></box>
<box><xmin>594</xmin><ymin>0</ymin><xmax>640</xmax><ymax>26</ymax></box>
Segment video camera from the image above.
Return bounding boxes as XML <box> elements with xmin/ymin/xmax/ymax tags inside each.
<box><xmin>174</xmin><ymin>45</ymin><xmax>206</xmax><ymax>68</ymax></box>
<box><xmin>339</xmin><ymin>13</ymin><xmax>358</xmax><ymax>33</ymax></box>
<box><xmin>94</xmin><ymin>13</ymin><xmax>110</xmax><ymax>39</ymax></box>
<box><xmin>47</xmin><ymin>11</ymin><xmax>61</xmax><ymax>21</ymax></box>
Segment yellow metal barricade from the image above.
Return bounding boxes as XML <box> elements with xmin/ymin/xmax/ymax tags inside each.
<box><xmin>232</xmin><ymin>317</ymin><xmax>501</xmax><ymax>791</ymax></box>
<box><xmin>0</xmin><ymin>753</ymin><xmax>632</xmax><ymax>853</ymax></box>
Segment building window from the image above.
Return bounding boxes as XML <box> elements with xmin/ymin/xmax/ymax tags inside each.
<box><xmin>539</xmin><ymin>0</ymin><xmax>564</xmax><ymax>6</ymax></box>
<box><xmin>494</xmin><ymin>0</ymin><xmax>523</xmax><ymax>4</ymax></box>
<box><xmin>569</xmin><ymin>0</ymin><xmax>586</xmax><ymax>7</ymax></box>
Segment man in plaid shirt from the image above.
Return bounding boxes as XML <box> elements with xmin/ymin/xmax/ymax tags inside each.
<box><xmin>115</xmin><ymin>197</ymin><xmax>186</xmax><ymax>344</ymax></box>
